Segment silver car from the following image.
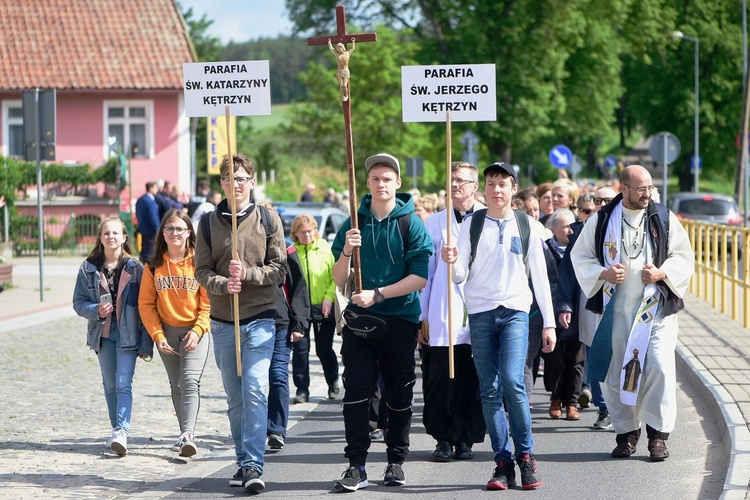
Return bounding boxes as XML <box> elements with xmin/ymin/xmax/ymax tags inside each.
<box><xmin>273</xmin><ymin>202</ymin><xmax>348</xmax><ymax>243</ymax></box>
<box><xmin>667</xmin><ymin>192</ymin><xmax>743</xmax><ymax>226</ymax></box>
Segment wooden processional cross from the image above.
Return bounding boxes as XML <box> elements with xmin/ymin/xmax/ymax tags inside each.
<box><xmin>308</xmin><ymin>5</ymin><xmax>376</xmax><ymax>294</ymax></box>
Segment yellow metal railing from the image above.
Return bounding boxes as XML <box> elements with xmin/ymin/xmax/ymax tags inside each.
<box><xmin>682</xmin><ymin>220</ymin><xmax>750</xmax><ymax>327</ymax></box>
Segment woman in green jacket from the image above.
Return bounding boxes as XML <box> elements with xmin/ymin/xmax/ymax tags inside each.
<box><xmin>291</xmin><ymin>214</ymin><xmax>340</xmax><ymax>401</ymax></box>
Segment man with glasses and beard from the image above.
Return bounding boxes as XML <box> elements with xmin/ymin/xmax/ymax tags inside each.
<box><xmin>570</xmin><ymin>166</ymin><xmax>693</xmax><ymax>461</ymax></box>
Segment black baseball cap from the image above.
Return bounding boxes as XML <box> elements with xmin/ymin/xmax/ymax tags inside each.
<box><xmin>483</xmin><ymin>162</ymin><xmax>517</xmax><ymax>184</ymax></box>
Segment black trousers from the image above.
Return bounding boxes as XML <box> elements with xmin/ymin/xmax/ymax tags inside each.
<box><xmin>543</xmin><ymin>336</ymin><xmax>587</xmax><ymax>406</ymax></box>
<box><xmin>421</xmin><ymin>344</ymin><xmax>486</xmax><ymax>446</ymax></box>
<box><xmin>340</xmin><ymin>316</ymin><xmax>417</xmax><ymax>466</ymax></box>
<box><xmin>291</xmin><ymin>315</ymin><xmax>339</xmax><ymax>394</ymax></box>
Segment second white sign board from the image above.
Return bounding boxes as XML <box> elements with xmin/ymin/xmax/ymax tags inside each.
<box><xmin>183</xmin><ymin>60</ymin><xmax>271</xmax><ymax>117</ymax></box>
<box><xmin>401</xmin><ymin>64</ymin><xmax>496</xmax><ymax>122</ymax></box>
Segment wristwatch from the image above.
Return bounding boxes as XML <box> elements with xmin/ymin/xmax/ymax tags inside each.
<box><xmin>373</xmin><ymin>287</ymin><xmax>385</xmax><ymax>303</ymax></box>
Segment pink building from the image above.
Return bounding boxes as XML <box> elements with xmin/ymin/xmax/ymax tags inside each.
<box><xmin>0</xmin><ymin>0</ymin><xmax>196</xmax><ymax>232</ymax></box>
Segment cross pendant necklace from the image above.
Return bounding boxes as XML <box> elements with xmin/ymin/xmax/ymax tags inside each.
<box><xmin>622</xmin><ymin>212</ymin><xmax>646</xmax><ymax>259</ymax></box>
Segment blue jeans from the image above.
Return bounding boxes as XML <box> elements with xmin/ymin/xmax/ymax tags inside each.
<box><xmin>268</xmin><ymin>323</ymin><xmax>292</xmax><ymax>437</ymax></box>
<box><xmin>469</xmin><ymin>306</ymin><xmax>534</xmax><ymax>464</ymax></box>
<box><xmin>211</xmin><ymin>318</ymin><xmax>275</xmax><ymax>473</ymax></box>
<box><xmin>98</xmin><ymin>322</ymin><xmax>138</xmax><ymax>433</ymax></box>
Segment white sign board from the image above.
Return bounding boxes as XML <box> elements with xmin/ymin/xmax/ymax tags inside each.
<box><xmin>401</xmin><ymin>64</ymin><xmax>496</xmax><ymax>122</ymax></box>
<box><xmin>183</xmin><ymin>61</ymin><xmax>271</xmax><ymax>117</ymax></box>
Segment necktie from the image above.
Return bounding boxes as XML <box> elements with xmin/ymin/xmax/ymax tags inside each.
<box><xmin>587</xmin><ymin>288</ymin><xmax>616</xmax><ymax>383</ymax></box>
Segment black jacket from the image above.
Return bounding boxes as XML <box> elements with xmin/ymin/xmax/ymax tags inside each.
<box><xmin>586</xmin><ymin>194</ymin><xmax>684</xmax><ymax>317</ymax></box>
<box><xmin>276</xmin><ymin>246</ymin><xmax>310</xmax><ymax>335</ymax></box>
<box><xmin>555</xmin><ymin>221</ymin><xmax>585</xmax><ymax>340</ymax></box>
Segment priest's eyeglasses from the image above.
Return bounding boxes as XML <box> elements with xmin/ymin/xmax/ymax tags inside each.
<box><xmin>593</xmin><ymin>197</ymin><xmax>614</xmax><ymax>205</ymax></box>
<box><xmin>164</xmin><ymin>226</ymin><xmax>188</xmax><ymax>235</ymax></box>
<box><xmin>629</xmin><ymin>185</ymin><xmax>656</xmax><ymax>195</ymax></box>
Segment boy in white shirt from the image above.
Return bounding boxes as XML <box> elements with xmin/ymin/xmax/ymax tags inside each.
<box><xmin>441</xmin><ymin>162</ymin><xmax>556</xmax><ymax>490</ymax></box>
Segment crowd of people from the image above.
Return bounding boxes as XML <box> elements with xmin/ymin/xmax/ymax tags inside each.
<box><xmin>72</xmin><ymin>152</ymin><xmax>694</xmax><ymax>494</ymax></box>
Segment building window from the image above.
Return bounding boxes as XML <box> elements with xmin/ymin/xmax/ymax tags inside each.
<box><xmin>2</xmin><ymin>100</ymin><xmax>25</xmax><ymax>158</ymax></box>
<box><xmin>104</xmin><ymin>101</ymin><xmax>153</xmax><ymax>158</ymax></box>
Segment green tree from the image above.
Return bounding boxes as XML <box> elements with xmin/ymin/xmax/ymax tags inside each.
<box><xmin>622</xmin><ymin>0</ymin><xmax>743</xmax><ymax>191</ymax></box>
<box><xmin>286</xmin><ymin>0</ymin><xmax>625</xmax><ymax>174</ymax></box>
<box><xmin>221</xmin><ymin>37</ymin><xmax>327</xmax><ymax>104</ymax></box>
<box><xmin>180</xmin><ymin>5</ymin><xmax>221</xmax><ymax>62</ymax></box>
<box><xmin>282</xmin><ymin>26</ymin><xmax>438</xmax><ymax>189</ymax></box>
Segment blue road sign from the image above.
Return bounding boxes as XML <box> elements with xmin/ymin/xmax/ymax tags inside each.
<box><xmin>549</xmin><ymin>144</ymin><xmax>572</xmax><ymax>169</ymax></box>
<box><xmin>605</xmin><ymin>155</ymin><xmax>617</xmax><ymax>167</ymax></box>
<box><xmin>690</xmin><ymin>156</ymin><xmax>702</xmax><ymax>173</ymax></box>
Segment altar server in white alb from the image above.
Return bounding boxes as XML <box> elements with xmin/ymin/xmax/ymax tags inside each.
<box><xmin>419</xmin><ymin>161</ymin><xmax>486</xmax><ymax>463</ymax></box>
<box><xmin>570</xmin><ymin>165</ymin><xmax>694</xmax><ymax>462</ymax></box>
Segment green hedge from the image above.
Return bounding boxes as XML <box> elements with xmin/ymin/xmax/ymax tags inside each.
<box><xmin>0</xmin><ymin>155</ymin><xmax>117</xmax><ymax>245</ymax></box>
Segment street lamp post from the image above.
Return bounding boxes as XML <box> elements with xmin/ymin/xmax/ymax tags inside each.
<box><xmin>673</xmin><ymin>31</ymin><xmax>700</xmax><ymax>193</ymax></box>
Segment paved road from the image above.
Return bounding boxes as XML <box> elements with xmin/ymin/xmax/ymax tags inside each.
<box><xmin>0</xmin><ymin>311</ymin><xmax>726</xmax><ymax>499</ymax></box>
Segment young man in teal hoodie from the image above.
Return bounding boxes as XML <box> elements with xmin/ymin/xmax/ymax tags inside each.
<box><xmin>331</xmin><ymin>153</ymin><xmax>433</xmax><ymax>491</ymax></box>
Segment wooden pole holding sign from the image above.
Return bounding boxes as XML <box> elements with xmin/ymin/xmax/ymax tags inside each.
<box><xmin>445</xmin><ymin>112</ymin><xmax>455</xmax><ymax>379</ymax></box>
<box><xmin>224</xmin><ymin>106</ymin><xmax>242</xmax><ymax>377</ymax></box>
<box><xmin>307</xmin><ymin>5</ymin><xmax>377</xmax><ymax>294</ymax></box>
<box><xmin>401</xmin><ymin>63</ymin><xmax>496</xmax><ymax>381</ymax></box>
<box><xmin>182</xmin><ymin>60</ymin><xmax>272</xmax><ymax>378</ymax></box>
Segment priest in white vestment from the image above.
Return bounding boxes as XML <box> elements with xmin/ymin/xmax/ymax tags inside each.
<box><xmin>571</xmin><ymin>165</ymin><xmax>694</xmax><ymax>461</ymax></box>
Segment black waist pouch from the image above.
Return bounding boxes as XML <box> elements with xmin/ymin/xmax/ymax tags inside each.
<box><xmin>342</xmin><ymin>306</ymin><xmax>390</xmax><ymax>340</ymax></box>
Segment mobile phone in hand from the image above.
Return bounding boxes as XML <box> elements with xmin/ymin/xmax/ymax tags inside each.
<box><xmin>100</xmin><ymin>293</ymin><xmax>112</xmax><ymax>305</ymax></box>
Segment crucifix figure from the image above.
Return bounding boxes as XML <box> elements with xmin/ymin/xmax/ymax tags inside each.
<box><xmin>308</xmin><ymin>5</ymin><xmax>377</xmax><ymax>293</ymax></box>
<box><xmin>328</xmin><ymin>38</ymin><xmax>355</xmax><ymax>101</ymax></box>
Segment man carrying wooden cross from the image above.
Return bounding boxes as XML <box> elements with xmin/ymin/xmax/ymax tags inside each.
<box><xmin>331</xmin><ymin>154</ymin><xmax>432</xmax><ymax>491</ymax></box>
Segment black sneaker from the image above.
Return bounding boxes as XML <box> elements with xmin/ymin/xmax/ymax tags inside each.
<box><xmin>243</xmin><ymin>467</ymin><xmax>265</xmax><ymax>492</ymax></box>
<box><xmin>486</xmin><ymin>461</ymin><xmax>516</xmax><ymax>490</ymax></box>
<box><xmin>516</xmin><ymin>453</ymin><xmax>542</xmax><ymax>489</ymax></box>
<box><xmin>335</xmin><ymin>466</ymin><xmax>368</xmax><ymax>491</ymax></box>
<box><xmin>267</xmin><ymin>432</ymin><xmax>285</xmax><ymax>450</ymax></box>
<box><xmin>593</xmin><ymin>409</ymin><xmax>612</xmax><ymax>429</ymax></box>
<box><xmin>383</xmin><ymin>463</ymin><xmax>405</xmax><ymax>486</ymax></box>
<box><xmin>229</xmin><ymin>467</ymin><xmax>243</xmax><ymax>487</ymax></box>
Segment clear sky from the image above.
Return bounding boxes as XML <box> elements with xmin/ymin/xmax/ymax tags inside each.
<box><xmin>177</xmin><ymin>1</ymin><xmax>295</xmax><ymax>44</ymax></box>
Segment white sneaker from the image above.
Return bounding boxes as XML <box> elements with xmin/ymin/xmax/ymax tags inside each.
<box><xmin>106</xmin><ymin>428</ymin><xmax>116</xmax><ymax>448</ymax></box>
<box><xmin>179</xmin><ymin>433</ymin><xmax>197</xmax><ymax>458</ymax></box>
<box><xmin>171</xmin><ymin>434</ymin><xmax>186</xmax><ymax>453</ymax></box>
<box><xmin>110</xmin><ymin>429</ymin><xmax>128</xmax><ymax>456</ymax></box>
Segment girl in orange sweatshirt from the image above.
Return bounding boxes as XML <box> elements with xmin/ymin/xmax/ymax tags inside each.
<box><xmin>139</xmin><ymin>209</ymin><xmax>211</xmax><ymax>457</ymax></box>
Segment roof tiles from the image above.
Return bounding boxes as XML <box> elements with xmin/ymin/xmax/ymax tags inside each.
<box><xmin>0</xmin><ymin>0</ymin><xmax>195</xmax><ymax>90</ymax></box>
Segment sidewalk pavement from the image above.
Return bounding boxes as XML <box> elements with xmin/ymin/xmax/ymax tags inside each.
<box><xmin>0</xmin><ymin>255</ymin><xmax>331</xmax><ymax>499</ymax></box>
<box><xmin>1</xmin><ymin>255</ymin><xmax>749</xmax><ymax>498</ymax></box>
